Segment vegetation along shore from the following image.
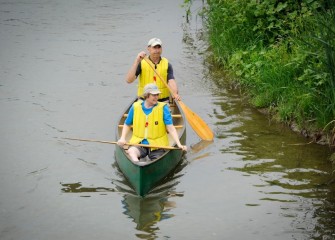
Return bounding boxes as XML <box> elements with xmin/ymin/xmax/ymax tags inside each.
<box><xmin>184</xmin><ymin>0</ymin><xmax>335</xmax><ymax>149</ymax></box>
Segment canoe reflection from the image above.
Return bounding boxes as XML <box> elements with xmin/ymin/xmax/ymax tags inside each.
<box><xmin>122</xmin><ymin>193</ymin><xmax>178</xmax><ymax>234</ymax></box>
<box><xmin>118</xmin><ymin>160</ymin><xmax>187</xmax><ymax>235</ymax></box>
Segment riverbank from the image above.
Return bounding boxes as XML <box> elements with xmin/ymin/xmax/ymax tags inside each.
<box><xmin>201</xmin><ymin>0</ymin><xmax>335</xmax><ymax>149</ymax></box>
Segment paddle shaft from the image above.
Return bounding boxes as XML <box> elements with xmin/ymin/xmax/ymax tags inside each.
<box><xmin>142</xmin><ymin>57</ymin><xmax>214</xmax><ymax>141</ymax></box>
<box><xmin>63</xmin><ymin>137</ymin><xmax>181</xmax><ymax>150</ymax></box>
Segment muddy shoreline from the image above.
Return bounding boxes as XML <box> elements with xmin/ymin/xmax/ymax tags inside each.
<box><xmin>257</xmin><ymin>108</ymin><xmax>334</xmax><ymax>150</ymax></box>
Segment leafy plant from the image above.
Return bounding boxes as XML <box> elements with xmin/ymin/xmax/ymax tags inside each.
<box><xmin>203</xmin><ymin>0</ymin><xmax>335</xmax><ymax>140</ymax></box>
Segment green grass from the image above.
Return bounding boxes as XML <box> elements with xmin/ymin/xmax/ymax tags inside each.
<box><xmin>202</xmin><ymin>0</ymin><xmax>335</xmax><ymax>139</ymax></box>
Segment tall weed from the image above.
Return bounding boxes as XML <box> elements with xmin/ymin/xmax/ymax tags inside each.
<box><xmin>204</xmin><ymin>0</ymin><xmax>334</xmax><ymax>135</ymax></box>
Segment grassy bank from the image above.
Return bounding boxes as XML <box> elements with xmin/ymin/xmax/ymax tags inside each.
<box><xmin>187</xmin><ymin>0</ymin><xmax>335</xmax><ymax>146</ymax></box>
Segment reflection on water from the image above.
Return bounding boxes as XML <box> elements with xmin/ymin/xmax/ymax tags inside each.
<box><xmin>60</xmin><ymin>157</ymin><xmax>187</xmax><ymax>239</ymax></box>
<box><xmin>122</xmin><ymin>193</ymin><xmax>178</xmax><ymax>239</ymax></box>
<box><xmin>206</xmin><ymin>64</ymin><xmax>335</xmax><ymax>238</ymax></box>
<box><xmin>190</xmin><ymin>139</ymin><xmax>213</xmax><ymax>154</ymax></box>
<box><xmin>61</xmin><ymin>182</ymin><xmax>116</xmax><ymax>197</ymax></box>
<box><xmin>116</xmin><ymin>159</ymin><xmax>187</xmax><ymax>239</ymax></box>
<box><xmin>189</xmin><ymin>140</ymin><xmax>214</xmax><ymax>161</ymax></box>
<box><xmin>228</xmin><ymin>149</ymin><xmax>335</xmax><ymax>238</ymax></box>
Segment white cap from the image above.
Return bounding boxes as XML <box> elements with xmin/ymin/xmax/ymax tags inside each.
<box><xmin>143</xmin><ymin>83</ymin><xmax>161</xmax><ymax>95</ymax></box>
<box><xmin>147</xmin><ymin>38</ymin><xmax>162</xmax><ymax>47</ymax></box>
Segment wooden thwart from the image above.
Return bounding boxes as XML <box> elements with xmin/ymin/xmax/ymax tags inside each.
<box><xmin>123</xmin><ymin>113</ymin><xmax>182</xmax><ymax>118</ymax></box>
<box><xmin>118</xmin><ymin>124</ymin><xmax>183</xmax><ymax>128</ymax></box>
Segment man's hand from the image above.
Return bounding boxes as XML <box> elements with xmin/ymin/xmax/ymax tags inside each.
<box><xmin>117</xmin><ymin>138</ymin><xmax>126</xmax><ymax>146</ymax></box>
<box><xmin>173</xmin><ymin>93</ymin><xmax>181</xmax><ymax>101</ymax></box>
<box><xmin>136</xmin><ymin>51</ymin><xmax>146</xmax><ymax>63</ymax></box>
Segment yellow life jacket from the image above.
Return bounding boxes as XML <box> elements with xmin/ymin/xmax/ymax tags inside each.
<box><xmin>138</xmin><ymin>57</ymin><xmax>170</xmax><ymax>99</ymax></box>
<box><xmin>130</xmin><ymin>101</ymin><xmax>169</xmax><ymax>149</ymax></box>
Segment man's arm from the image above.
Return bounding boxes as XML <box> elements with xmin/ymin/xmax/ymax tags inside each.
<box><xmin>126</xmin><ymin>51</ymin><xmax>146</xmax><ymax>83</ymax></box>
<box><xmin>167</xmin><ymin>64</ymin><xmax>181</xmax><ymax>100</ymax></box>
<box><xmin>168</xmin><ymin>79</ymin><xmax>181</xmax><ymax>101</ymax></box>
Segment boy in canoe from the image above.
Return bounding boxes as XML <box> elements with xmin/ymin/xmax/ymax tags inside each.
<box><xmin>117</xmin><ymin>83</ymin><xmax>187</xmax><ymax>162</ymax></box>
<box><xmin>125</xmin><ymin>38</ymin><xmax>181</xmax><ymax>102</ymax></box>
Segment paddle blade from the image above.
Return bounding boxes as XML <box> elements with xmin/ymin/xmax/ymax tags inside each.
<box><xmin>177</xmin><ymin>101</ymin><xmax>214</xmax><ymax>141</ymax></box>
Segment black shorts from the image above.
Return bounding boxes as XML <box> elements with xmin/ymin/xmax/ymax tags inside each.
<box><xmin>136</xmin><ymin>147</ymin><xmax>166</xmax><ymax>160</ymax></box>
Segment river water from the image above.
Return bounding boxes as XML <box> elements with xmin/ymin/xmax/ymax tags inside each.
<box><xmin>0</xmin><ymin>0</ymin><xmax>334</xmax><ymax>240</ymax></box>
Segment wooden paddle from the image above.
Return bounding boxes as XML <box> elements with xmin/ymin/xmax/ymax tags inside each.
<box><xmin>63</xmin><ymin>137</ymin><xmax>182</xmax><ymax>150</ymax></box>
<box><xmin>143</xmin><ymin>57</ymin><xmax>214</xmax><ymax>141</ymax></box>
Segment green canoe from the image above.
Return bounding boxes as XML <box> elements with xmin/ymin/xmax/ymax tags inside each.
<box><xmin>114</xmin><ymin>98</ymin><xmax>186</xmax><ymax>196</ymax></box>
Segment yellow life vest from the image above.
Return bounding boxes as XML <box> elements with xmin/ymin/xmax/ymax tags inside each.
<box><xmin>130</xmin><ymin>101</ymin><xmax>169</xmax><ymax>149</ymax></box>
<box><xmin>138</xmin><ymin>57</ymin><xmax>170</xmax><ymax>99</ymax></box>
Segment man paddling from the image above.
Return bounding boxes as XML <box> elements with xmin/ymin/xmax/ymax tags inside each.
<box><xmin>117</xmin><ymin>83</ymin><xmax>187</xmax><ymax>162</ymax></box>
<box><xmin>125</xmin><ymin>38</ymin><xmax>181</xmax><ymax>102</ymax></box>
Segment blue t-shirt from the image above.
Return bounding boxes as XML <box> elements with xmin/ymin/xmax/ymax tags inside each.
<box><xmin>125</xmin><ymin>102</ymin><xmax>172</xmax><ymax>145</ymax></box>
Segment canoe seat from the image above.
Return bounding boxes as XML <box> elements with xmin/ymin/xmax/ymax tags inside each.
<box><xmin>123</xmin><ymin>114</ymin><xmax>182</xmax><ymax>118</ymax></box>
<box><xmin>118</xmin><ymin>125</ymin><xmax>183</xmax><ymax>128</ymax></box>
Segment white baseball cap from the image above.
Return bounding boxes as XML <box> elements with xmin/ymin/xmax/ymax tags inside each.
<box><xmin>143</xmin><ymin>83</ymin><xmax>161</xmax><ymax>95</ymax></box>
<box><xmin>148</xmin><ymin>38</ymin><xmax>162</xmax><ymax>47</ymax></box>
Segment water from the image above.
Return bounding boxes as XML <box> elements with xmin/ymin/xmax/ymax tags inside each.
<box><xmin>0</xmin><ymin>0</ymin><xmax>334</xmax><ymax>239</ymax></box>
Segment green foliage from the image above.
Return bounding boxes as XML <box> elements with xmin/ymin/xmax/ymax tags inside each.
<box><xmin>204</xmin><ymin>0</ymin><xmax>335</xmax><ymax>134</ymax></box>
<box><xmin>181</xmin><ymin>0</ymin><xmax>192</xmax><ymax>23</ymax></box>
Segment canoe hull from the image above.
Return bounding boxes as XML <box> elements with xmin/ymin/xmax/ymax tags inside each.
<box><xmin>115</xmin><ymin>132</ymin><xmax>185</xmax><ymax>196</ymax></box>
